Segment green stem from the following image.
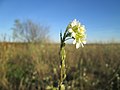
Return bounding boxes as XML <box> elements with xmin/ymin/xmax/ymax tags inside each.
<box><xmin>59</xmin><ymin>29</ymin><xmax>68</xmax><ymax>90</ymax></box>
<box><xmin>59</xmin><ymin>47</ymin><xmax>66</xmax><ymax>90</ymax></box>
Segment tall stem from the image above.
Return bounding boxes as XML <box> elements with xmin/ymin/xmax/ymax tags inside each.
<box><xmin>59</xmin><ymin>46</ymin><xmax>66</xmax><ymax>90</ymax></box>
<box><xmin>59</xmin><ymin>29</ymin><xmax>68</xmax><ymax>90</ymax></box>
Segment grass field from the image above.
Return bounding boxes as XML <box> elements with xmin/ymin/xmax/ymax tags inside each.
<box><xmin>0</xmin><ymin>42</ymin><xmax>120</xmax><ymax>90</ymax></box>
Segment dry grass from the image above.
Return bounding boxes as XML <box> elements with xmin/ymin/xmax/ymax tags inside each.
<box><xmin>0</xmin><ymin>42</ymin><xmax>120</xmax><ymax>90</ymax></box>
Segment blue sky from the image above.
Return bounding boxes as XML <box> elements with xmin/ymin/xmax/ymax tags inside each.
<box><xmin>0</xmin><ymin>0</ymin><xmax>120</xmax><ymax>42</ymax></box>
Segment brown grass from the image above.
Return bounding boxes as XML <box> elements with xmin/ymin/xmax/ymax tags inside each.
<box><xmin>0</xmin><ymin>42</ymin><xmax>120</xmax><ymax>90</ymax></box>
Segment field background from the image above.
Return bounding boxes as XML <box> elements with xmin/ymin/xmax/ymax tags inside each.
<box><xmin>0</xmin><ymin>42</ymin><xmax>120</xmax><ymax>90</ymax></box>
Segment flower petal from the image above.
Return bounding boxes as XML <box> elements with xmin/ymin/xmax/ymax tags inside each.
<box><xmin>81</xmin><ymin>43</ymin><xmax>84</xmax><ymax>47</ymax></box>
<box><xmin>81</xmin><ymin>25</ymin><xmax>85</xmax><ymax>30</ymax></box>
<box><xmin>76</xmin><ymin>43</ymin><xmax>80</xmax><ymax>49</ymax></box>
<box><xmin>71</xmin><ymin>32</ymin><xmax>76</xmax><ymax>37</ymax></box>
<box><xmin>71</xmin><ymin>19</ymin><xmax>77</xmax><ymax>27</ymax></box>
<box><xmin>68</xmin><ymin>28</ymin><xmax>73</xmax><ymax>32</ymax></box>
<box><xmin>73</xmin><ymin>39</ymin><xmax>76</xmax><ymax>44</ymax></box>
<box><xmin>82</xmin><ymin>40</ymin><xmax>86</xmax><ymax>44</ymax></box>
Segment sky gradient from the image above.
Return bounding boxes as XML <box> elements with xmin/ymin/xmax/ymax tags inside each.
<box><xmin>0</xmin><ymin>0</ymin><xmax>120</xmax><ymax>43</ymax></box>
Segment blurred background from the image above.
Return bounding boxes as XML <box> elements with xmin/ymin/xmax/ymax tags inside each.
<box><xmin>0</xmin><ymin>0</ymin><xmax>120</xmax><ymax>90</ymax></box>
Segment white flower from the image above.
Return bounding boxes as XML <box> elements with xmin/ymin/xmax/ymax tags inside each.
<box><xmin>71</xmin><ymin>19</ymin><xmax>77</xmax><ymax>27</ymax></box>
<box><xmin>79</xmin><ymin>25</ymin><xmax>85</xmax><ymax>34</ymax></box>
<box><xmin>68</xmin><ymin>28</ymin><xmax>76</xmax><ymax>37</ymax></box>
<box><xmin>71</xmin><ymin>19</ymin><xmax>81</xmax><ymax>27</ymax></box>
<box><xmin>68</xmin><ymin>28</ymin><xmax>73</xmax><ymax>32</ymax></box>
<box><xmin>73</xmin><ymin>38</ymin><xmax>86</xmax><ymax>48</ymax></box>
<box><xmin>68</xmin><ymin>19</ymin><xmax>86</xmax><ymax>49</ymax></box>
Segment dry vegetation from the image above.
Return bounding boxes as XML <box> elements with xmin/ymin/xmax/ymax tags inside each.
<box><xmin>0</xmin><ymin>42</ymin><xmax>120</xmax><ymax>90</ymax></box>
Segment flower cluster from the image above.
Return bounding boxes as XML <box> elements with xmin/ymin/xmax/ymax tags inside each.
<box><xmin>67</xmin><ymin>19</ymin><xmax>86</xmax><ymax>49</ymax></box>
